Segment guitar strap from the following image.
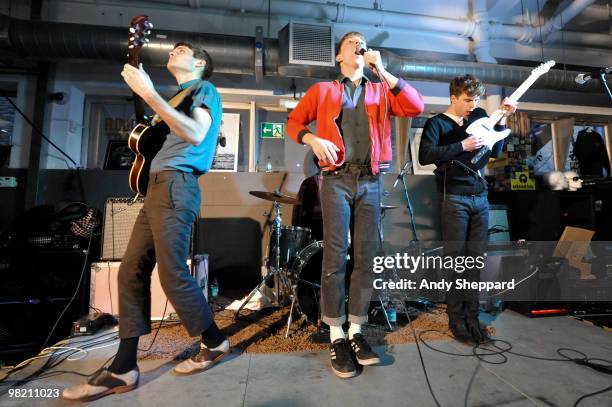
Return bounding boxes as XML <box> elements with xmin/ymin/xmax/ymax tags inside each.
<box><xmin>150</xmin><ymin>83</ymin><xmax>199</xmax><ymax>125</ymax></box>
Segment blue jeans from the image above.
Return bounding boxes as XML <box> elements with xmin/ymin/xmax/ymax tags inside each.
<box><xmin>320</xmin><ymin>165</ymin><xmax>380</xmax><ymax>326</ymax></box>
<box><xmin>440</xmin><ymin>193</ymin><xmax>489</xmax><ymax>321</ymax></box>
<box><xmin>117</xmin><ymin>170</ymin><xmax>214</xmax><ymax>338</ymax></box>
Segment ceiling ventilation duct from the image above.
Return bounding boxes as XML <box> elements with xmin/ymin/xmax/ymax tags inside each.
<box><xmin>278</xmin><ymin>22</ymin><xmax>335</xmax><ymax>78</ymax></box>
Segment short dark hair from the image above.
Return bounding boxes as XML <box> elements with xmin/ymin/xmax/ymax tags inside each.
<box><xmin>173</xmin><ymin>42</ymin><xmax>214</xmax><ymax>80</ymax></box>
<box><xmin>449</xmin><ymin>75</ymin><xmax>485</xmax><ymax>98</ymax></box>
<box><xmin>335</xmin><ymin>31</ymin><xmax>366</xmax><ymax>57</ymax></box>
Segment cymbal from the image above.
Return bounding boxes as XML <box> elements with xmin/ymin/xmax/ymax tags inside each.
<box><xmin>249</xmin><ymin>190</ymin><xmax>300</xmax><ymax>205</ymax></box>
<box><xmin>380</xmin><ymin>205</ymin><xmax>400</xmax><ymax>211</ymax></box>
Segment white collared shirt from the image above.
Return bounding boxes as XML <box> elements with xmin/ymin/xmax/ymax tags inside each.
<box><xmin>443</xmin><ymin>112</ymin><xmax>464</xmax><ymax>126</ymax></box>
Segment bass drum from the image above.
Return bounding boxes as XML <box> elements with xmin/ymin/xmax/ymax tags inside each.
<box><xmin>291</xmin><ymin>241</ymin><xmax>353</xmax><ymax>324</ymax></box>
<box><xmin>292</xmin><ymin>241</ymin><xmax>324</xmax><ymax>324</ymax></box>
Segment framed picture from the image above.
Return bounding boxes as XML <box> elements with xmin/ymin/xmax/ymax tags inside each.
<box><xmin>409</xmin><ymin>128</ymin><xmax>436</xmax><ymax>175</ymax></box>
<box><xmin>211</xmin><ymin>113</ymin><xmax>240</xmax><ymax>172</ymax></box>
<box><xmin>104</xmin><ymin>140</ymin><xmax>134</xmax><ymax>170</ymax></box>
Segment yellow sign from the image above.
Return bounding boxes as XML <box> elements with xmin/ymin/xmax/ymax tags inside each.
<box><xmin>511</xmin><ymin>171</ymin><xmax>535</xmax><ymax>190</ymax></box>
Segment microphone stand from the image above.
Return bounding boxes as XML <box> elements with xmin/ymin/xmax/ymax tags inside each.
<box><xmin>394</xmin><ymin>163</ymin><xmax>420</xmax><ymax>242</ymax></box>
<box><xmin>599</xmin><ymin>73</ymin><xmax>612</xmax><ymax>104</ymax></box>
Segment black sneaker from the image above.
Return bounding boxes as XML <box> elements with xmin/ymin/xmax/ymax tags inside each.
<box><xmin>330</xmin><ymin>338</ymin><xmax>357</xmax><ymax>378</ymax></box>
<box><xmin>349</xmin><ymin>334</ymin><xmax>381</xmax><ymax>366</ymax></box>
<box><xmin>465</xmin><ymin>318</ymin><xmax>488</xmax><ymax>344</ymax></box>
<box><xmin>449</xmin><ymin>320</ymin><xmax>474</xmax><ymax>344</ymax></box>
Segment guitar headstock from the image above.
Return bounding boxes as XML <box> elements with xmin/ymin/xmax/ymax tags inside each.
<box><xmin>531</xmin><ymin>60</ymin><xmax>556</xmax><ymax>77</ymax></box>
<box><xmin>128</xmin><ymin>15</ymin><xmax>153</xmax><ymax>58</ymax></box>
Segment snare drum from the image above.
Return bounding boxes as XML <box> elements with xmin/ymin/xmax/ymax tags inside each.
<box><xmin>268</xmin><ymin>225</ymin><xmax>311</xmax><ymax>270</ymax></box>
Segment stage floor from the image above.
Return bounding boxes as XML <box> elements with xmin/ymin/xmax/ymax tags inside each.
<box><xmin>1</xmin><ymin>310</ymin><xmax>611</xmax><ymax>407</ymax></box>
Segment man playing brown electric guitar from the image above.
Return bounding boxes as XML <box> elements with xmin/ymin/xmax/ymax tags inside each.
<box><xmin>63</xmin><ymin>42</ymin><xmax>228</xmax><ymax>401</ymax></box>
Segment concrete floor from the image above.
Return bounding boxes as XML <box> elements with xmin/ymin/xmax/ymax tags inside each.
<box><xmin>1</xmin><ymin>310</ymin><xmax>611</xmax><ymax>407</ymax></box>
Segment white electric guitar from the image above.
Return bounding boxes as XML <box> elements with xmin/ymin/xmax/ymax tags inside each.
<box><xmin>466</xmin><ymin>60</ymin><xmax>556</xmax><ymax>169</ymax></box>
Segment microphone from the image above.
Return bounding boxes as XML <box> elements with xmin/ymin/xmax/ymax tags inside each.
<box><xmin>358</xmin><ymin>47</ymin><xmax>377</xmax><ymax>71</ymax></box>
<box><xmin>575</xmin><ymin>67</ymin><xmax>612</xmax><ymax>84</ymax></box>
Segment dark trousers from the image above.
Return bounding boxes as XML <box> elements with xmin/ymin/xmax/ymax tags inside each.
<box><xmin>440</xmin><ymin>193</ymin><xmax>488</xmax><ymax>321</ymax></box>
<box><xmin>117</xmin><ymin>170</ymin><xmax>214</xmax><ymax>339</ymax></box>
<box><xmin>320</xmin><ymin>165</ymin><xmax>380</xmax><ymax>326</ymax></box>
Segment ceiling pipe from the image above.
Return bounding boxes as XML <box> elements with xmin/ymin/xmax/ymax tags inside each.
<box><xmin>382</xmin><ymin>51</ymin><xmax>601</xmax><ymax>93</ymax></box>
<box><xmin>541</xmin><ymin>0</ymin><xmax>597</xmax><ymax>42</ymax></box>
<box><xmin>0</xmin><ymin>14</ymin><xmax>604</xmax><ymax>93</ymax></box>
<box><xmin>491</xmin><ymin>0</ymin><xmax>598</xmax><ymax>44</ymax></box>
<box><xmin>137</xmin><ymin>0</ymin><xmax>611</xmax><ymax>48</ymax></box>
<box><xmin>471</xmin><ymin>0</ymin><xmax>497</xmax><ymax>63</ymax></box>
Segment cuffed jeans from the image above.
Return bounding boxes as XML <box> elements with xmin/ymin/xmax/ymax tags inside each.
<box><xmin>320</xmin><ymin>165</ymin><xmax>380</xmax><ymax>326</ymax></box>
<box><xmin>117</xmin><ymin>170</ymin><xmax>214</xmax><ymax>339</ymax></box>
<box><xmin>440</xmin><ymin>193</ymin><xmax>488</xmax><ymax>321</ymax></box>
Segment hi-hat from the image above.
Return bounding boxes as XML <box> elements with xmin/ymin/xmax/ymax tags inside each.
<box><xmin>249</xmin><ymin>190</ymin><xmax>300</xmax><ymax>205</ymax></box>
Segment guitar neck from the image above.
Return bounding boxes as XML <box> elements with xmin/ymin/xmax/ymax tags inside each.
<box><xmin>486</xmin><ymin>71</ymin><xmax>544</xmax><ymax>127</ymax></box>
<box><xmin>129</xmin><ymin>56</ymin><xmax>147</xmax><ymax>124</ymax></box>
<box><xmin>507</xmin><ymin>72</ymin><xmax>542</xmax><ymax>104</ymax></box>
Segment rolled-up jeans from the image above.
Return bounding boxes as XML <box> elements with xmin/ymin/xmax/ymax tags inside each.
<box><xmin>320</xmin><ymin>164</ymin><xmax>380</xmax><ymax>326</ymax></box>
<box><xmin>117</xmin><ymin>170</ymin><xmax>214</xmax><ymax>338</ymax></box>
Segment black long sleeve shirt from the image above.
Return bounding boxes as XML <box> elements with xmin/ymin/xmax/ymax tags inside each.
<box><xmin>419</xmin><ymin>107</ymin><xmax>506</xmax><ymax>195</ymax></box>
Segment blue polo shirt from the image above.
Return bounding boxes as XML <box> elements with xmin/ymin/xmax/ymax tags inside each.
<box><xmin>150</xmin><ymin>78</ymin><xmax>222</xmax><ymax>175</ymax></box>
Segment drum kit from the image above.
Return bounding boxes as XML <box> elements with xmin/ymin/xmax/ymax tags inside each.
<box><xmin>233</xmin><ymin>189</ymin><xmax>321</xmax><ymax>336</ymax></box>
<box><xmin>233</xmin><ymin>189</ymin><xmax>403</xmax><ymax>337</ymax></box>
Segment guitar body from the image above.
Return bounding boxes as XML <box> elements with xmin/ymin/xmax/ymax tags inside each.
<box><xmin>438</xmin><ymin>108</ymin><xmax>503</xmax><ymax>171</ymax></box>
<box><xmin>128</xmin><ymin>122</ymin><xmax>169</xmax><ymax>195</ymax></box>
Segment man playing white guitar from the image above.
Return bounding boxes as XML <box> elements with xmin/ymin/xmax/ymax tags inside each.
<box><xmin>419</xmin><ymin>74</ymin><xmax>517</xmax><ymax>344</ymax></box>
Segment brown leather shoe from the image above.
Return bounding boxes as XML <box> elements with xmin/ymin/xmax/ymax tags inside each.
<box><xmin>62</xmin><ymin>367</ymin><xmax>139</xmax><ymax>402</ymax></box>
<box><xmin>173</xmin><ymin>339</ymin><xmax>230</xmax><ymax>375</ymax></box>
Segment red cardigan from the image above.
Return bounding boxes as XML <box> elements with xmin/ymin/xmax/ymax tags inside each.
<box><xmin>286</xmin><ymin>78</ymin><xmax>424</xmax><ymax>174</ymax></box>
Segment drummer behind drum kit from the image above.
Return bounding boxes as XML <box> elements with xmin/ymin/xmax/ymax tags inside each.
<box><xmin>234</xmin><ymin>189</ymin><xmax>402</xmax><ymax>337</ymax></box>
<box><xmin>234</xmin><ymin>189</ymin><xmax>323</xmax><ymax>337</ymax></box>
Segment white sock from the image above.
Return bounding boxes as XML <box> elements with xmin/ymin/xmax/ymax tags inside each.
<box><xmin>201</xmin><ymin>338</ymin><xmax>229</xmax><ymax>351</ymax></box>
<box><xmin>109</xmin><ymin>368</ymin><xmax>139</xmax><ymax>384</ymax></box>
<box><xmin>329</xmin><ymin>325</ymin><xmax>345</xmax><ymax>342</ymax></box>
<box><xmin>348</xmin><ymin>323</ymin><xmax>362</xmax><ymax>339</ymax></box>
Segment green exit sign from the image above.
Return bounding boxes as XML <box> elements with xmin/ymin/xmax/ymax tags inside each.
<box><xmin>261</xmin><ymin>122</ymin><xmax>285</xmax><ymax>139</ymax></box>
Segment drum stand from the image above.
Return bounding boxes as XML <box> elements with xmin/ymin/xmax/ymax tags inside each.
<box><xmin>234</xmin><ymin>200</ymin><xmax>295</xmax><ymax>322</ymax></box>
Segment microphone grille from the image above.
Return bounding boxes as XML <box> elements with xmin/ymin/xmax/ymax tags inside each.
<box><xmin>575</xmin><ymin>74</ymin><xmax>588</xmax><ymax>85</ymax></box>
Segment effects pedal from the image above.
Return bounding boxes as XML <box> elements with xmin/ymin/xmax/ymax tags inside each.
<box><xmin>72</xmin><ymin>313</ymin><xmax>118</xmax><ymax>336</ymax></box>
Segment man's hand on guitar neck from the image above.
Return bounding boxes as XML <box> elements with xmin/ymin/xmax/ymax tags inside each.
<box><xmin>497</xmin><ymin>97</ymin><xmax>518</xmax><ymax>126</ymax></box>
<box><xmin>122</xmin><ymin>63</ymin><xmax>156</xmax><ymax>101</ymax></box>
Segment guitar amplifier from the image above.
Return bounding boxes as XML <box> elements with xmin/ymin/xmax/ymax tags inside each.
<box><xmin>101</xmin><ymin>197</ymin><xmax>144</xmax><ymax>261</ymax></box>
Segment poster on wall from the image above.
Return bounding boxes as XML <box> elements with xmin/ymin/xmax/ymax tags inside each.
<box><xmin>211</xmin><ymin>113</ymin><xmax>240</xmax><ymax>172</ymax></box>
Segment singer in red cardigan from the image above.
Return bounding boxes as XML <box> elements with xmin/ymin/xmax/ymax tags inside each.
<box><xmin>286</xmin><ymin>31</ymin><xmax>423</xmax><ymax>379</ymax></box>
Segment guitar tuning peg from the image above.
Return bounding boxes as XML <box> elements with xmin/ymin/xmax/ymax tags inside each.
<box><xmin>145</xmin><ymin>30</ymin><xmax>151</xmax><ymax>35</ymax></box>
<box><xmin>148</xmin><ymin>23</ymin><xmax>154</xmax><ymax>28</ymax></box>
<box><xmin>128</xmin><ymin>45</ymin><xmax>134</xmax><ymax>49</ymax></box>
<box><xmin>129</xmin><ymin>27</ymin><xmax>136</xmax><ymax>33</ymax></box>
<box><xmin>129</xmin><ymin>36</ymin><xmax>135</xmax><ymax>42</ymax></box>
<box><xmin>144</xmin><ymin>38</ymin><xmax>149</xmax><ymax>43</ymax></box>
